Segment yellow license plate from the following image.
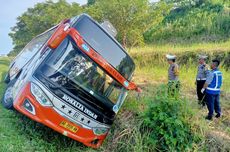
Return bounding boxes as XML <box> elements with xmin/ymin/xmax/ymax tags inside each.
<box><xmin>59</xmin><ymin>121</ymin><xmax>78</xmax><ymax>133</ymax></box>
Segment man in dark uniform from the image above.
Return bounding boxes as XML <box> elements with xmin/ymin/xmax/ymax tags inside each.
<box><xmin>166</xmin><ymin>54</ymin><xmax>180</xmax><ymax>97</ymax></box>
<box><xmin>195</xmin><ymin>55</ymin><xmax>210</xmax><ymax>106</ymax></box>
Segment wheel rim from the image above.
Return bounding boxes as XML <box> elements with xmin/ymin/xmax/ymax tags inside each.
<box><xmin>4</xmin><ymin>86</ymin><xmax>13</xmax><ymax>104</ymax></box>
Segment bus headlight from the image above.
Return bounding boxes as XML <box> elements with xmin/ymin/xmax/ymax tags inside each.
<box><xmin>93</xmin><ymin>127</ymin><xmax>109</xmax><ymax>136</ymax></box>
<box><xmin>31</xmin><ymin>82</ymin><xmax>53</xmax><ymax>106</ymax></box>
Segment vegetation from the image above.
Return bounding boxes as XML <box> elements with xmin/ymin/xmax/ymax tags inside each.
<box><xmin>142</xmin><ymin>86</ymin><xmax>202</xmax><ymax>151</ymax></box>
<box><xmin>8</xmin><ymin>0</ymin><xmax>171</xmax><ymax>56</ymax></box>
<box><xmin>2</xmin><ymin>0</ymin><xmax>230</xmax><ymax>151</ymax></box>
<box><xmin>145</xmin><ymin>0</ymin><xmax>230</xmax><ymax>44</ymax></box>
<box><xmin>8</xmin><ymin>0</ymin><xmax>83</xmax><ymax>56</ymax></box>
<box><xmin>86</xmin><ymin>0</ymin><xmax>171</xmax><ymax>47</ymax></box>
<box><xmin>1</xmin><ymin>40</ymin><xmax>230</xmax><ymax>151</ymax></box>
<box><xmin>8</xmin><ymin>0</ymin><xmax>230</xmax><ymax>56</ymax></box>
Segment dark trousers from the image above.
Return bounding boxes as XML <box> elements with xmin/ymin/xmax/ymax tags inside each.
<box><xmin>196</xmin><ymin>80</ymin><xmax>206</xmax><ymax>105</ymax></box>
<box><xmin>206</xmin><ymin>93</ymin><xmax>221</xmax><ymax>117</ymax></box>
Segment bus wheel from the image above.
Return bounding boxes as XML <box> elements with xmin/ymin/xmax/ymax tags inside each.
<box><xmin>2</xmin><ymin>79</ymin><xmax>16</xmax><ymax>110</ymax></box>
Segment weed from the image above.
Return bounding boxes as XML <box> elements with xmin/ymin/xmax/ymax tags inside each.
<box><xmin>141</xmin><ymin>85</ymin><xmax>204</xmax><ymax>151</ymax></box>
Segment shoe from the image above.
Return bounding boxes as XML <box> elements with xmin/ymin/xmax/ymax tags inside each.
<box><xmin>205</xmin><ymin>115</ymin><xmax>212</xmax><ymax>120</ymax></box>
<box><xmin>215</xmin><ymin>114</ymin><xmax>221</xmax><ymax>118</ymax></box>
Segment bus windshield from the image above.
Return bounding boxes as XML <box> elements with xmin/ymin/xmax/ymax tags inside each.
<box><xmin>72</xmin><ymin>15</ymin><xmax>135</xmax><ymax>80</ymax></box>
<box><xmin>40</xmin><ymin>37</ymin><xmax>124</xmax><ymax>105</ymax></box>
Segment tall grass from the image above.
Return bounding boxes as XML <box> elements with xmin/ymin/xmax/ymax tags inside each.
<box><xmin>135</xmin><ymin>65</ymin><xmax>230</xmax><ymax>95</ymax></box>
<box><xmin>1</xmin><ymin>40</ymin><xmax>230</xmax><ymax>152</ymax></box>
<box><xmin>128</xmin><ymin>40</ymin><xmax>230</xmax><ymax>54</ymax></box>
<box><xmin>130</xmin><ymin>45</ymin><xmax>230</xmax><ymax>151</ymax></box>
<box><xmin>130</xmin><ymin>44</ymin><xmax>230</xmax><ymax>96</ymax></box>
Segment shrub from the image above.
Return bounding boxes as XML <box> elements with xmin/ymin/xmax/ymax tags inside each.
<box><xmin>141</xmin><ymin>85</ymin><xmax>202</xmax><ymax>151</ymax></box>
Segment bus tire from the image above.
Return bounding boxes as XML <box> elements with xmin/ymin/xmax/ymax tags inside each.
<box><xmin>2</xmin><ymin>79</ymin><xmax>17</xmax><ymax>110</ymax></box>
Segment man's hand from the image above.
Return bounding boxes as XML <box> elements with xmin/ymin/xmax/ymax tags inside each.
<box><xmin>136</xmin><ymin>87</ymin><xmax>142</xmax><ymax>93</ymax></box>
<box><xmin>135</xmin><ymin>87</ymin><xmax>142</xmax><ymax>101</ymax></box>
<box><xmin>201</xmin><ymin>88</ymin><xmax>205</xmax><ymax>94</ymax></box>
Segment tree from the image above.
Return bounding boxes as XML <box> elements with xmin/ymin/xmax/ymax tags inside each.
<box><xmin>9</xmin><ymin>0</ymin><xmax>172</xmax><ymax>55</ymax></box>
<box><xmin>165</xmin><ymin>0</ymin><xmax>205</xmax><ymax>8</ymax></box>
<box><xmin>86</xmin><ymin>0</ymin><xmax>172</xmax><ymax>47</ymax></box>
<box><xmin>87</xmin><ymin>0</ymin><xmax>96</xmax><ymax>6</ymax></box>
<box><xmin>8</xmin><ymin>0</ymin><xmax>82</xmax><ymax>56</ymax></box>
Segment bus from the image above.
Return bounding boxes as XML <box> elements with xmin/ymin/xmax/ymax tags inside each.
<box><xmin>2</xmin><ymin>14</ymin><xmax>140</xmax><ymax>148</ymax></box>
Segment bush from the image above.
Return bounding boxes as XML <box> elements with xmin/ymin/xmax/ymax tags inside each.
<box><xmin>141</xmin><ymin>85</ymin><xmax>202</xmax><ymax>151</ymax></box>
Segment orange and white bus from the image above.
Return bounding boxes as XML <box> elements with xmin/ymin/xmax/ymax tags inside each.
<box><xmin>2</xmin><ymin>14</ymin><xmax>139</xmax><ymax>148</ymax></box>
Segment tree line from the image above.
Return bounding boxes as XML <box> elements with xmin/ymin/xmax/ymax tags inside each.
<box><xmin>8</xmin><ymin>0</ymin><xmax>230</xmax><ymax>56</ymax></box>
<box><xmin>145</xmin><ymin>0</ymin><xmax>230</xmax><ymax>44</ymax></box>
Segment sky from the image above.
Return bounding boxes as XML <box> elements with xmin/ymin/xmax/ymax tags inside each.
<box><xmin>0</xmin><ymin>0</ymin><xmax>158</xmax><ymax>55</ymax></box>
<box><xmin>0</xmin><ymin>0</ymin><xmax>87</xmax><ymax>55</ymax></box>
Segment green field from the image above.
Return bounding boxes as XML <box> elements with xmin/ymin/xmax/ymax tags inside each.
<box><xmin>0</xmin><ymin>43</ymin><xmax>230</xmax><ymax>151</ymax></box>
<box><xmin>3</xmin><ymin>0</ymin><xmax>230</xmax><ymax>151</ymax></box>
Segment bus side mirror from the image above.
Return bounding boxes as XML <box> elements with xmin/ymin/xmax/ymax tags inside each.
<box><xmin>47</xmin><ymin>22</ymin><xmax>70</xmax><ymax>49</ymax></box>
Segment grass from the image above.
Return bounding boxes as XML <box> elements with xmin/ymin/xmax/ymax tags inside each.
<box><xmin>135</xmin><ymin>65</ymin><xmax>230</xmax><ymax>95</ymax></box>
<box><xmin>0</xmin><ymin>57</ymin><xmax>150</xmax><ymax>152</ymax></box>
<box><xmin>130</xmin><ymin>46</ymin><xmax>230</xmax><ymax>151</ymax></box>
<box><xmin>0</xmin><ymin>40</ymin><xmax>230</xmax><ymax>152</ymax></box>
<box><xmin>128</xmin><ymin>40</ymin><xmax>230</xmax><ymax>54</ymax></box>
<box><xmin>0</xmin><ymin>58</ymin><xmax>95</xmax><ymax>152</ymax></box>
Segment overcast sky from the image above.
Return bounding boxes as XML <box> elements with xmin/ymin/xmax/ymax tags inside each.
<box><xmin>0</xmin><ymin>0</ymin><xmax>158</xmax><ymax>55</ymax></box>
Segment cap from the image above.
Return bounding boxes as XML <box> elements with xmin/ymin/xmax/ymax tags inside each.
<box><xmin>212</xmin><ymin>59</ymin><xmax>220</xmax><ymax>66</ymax></box>
<box><xmin>198</xmin><ymin>55</ymin><xmax>208</xmax><ymax>59</ymax></box>
<box><xmin>166</xmin><ymin>54</ymin><xmax>176</xmax><ymax>60</ymax></box>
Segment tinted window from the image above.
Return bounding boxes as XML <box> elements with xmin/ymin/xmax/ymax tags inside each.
<box><xmin>73</xmin><ymin>15</ymin><xmax>135</xmax><ymax>80</ymax></box>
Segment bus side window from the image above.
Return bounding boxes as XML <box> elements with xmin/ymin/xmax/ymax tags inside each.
<box><xmin>15</xmin><ymin>28</ymin><xmax>56</xmax><ymax>68</ymax></box>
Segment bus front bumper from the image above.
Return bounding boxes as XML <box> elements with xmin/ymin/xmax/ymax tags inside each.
<box><xmin>13</xmin><ymin>83</ymin><xmax>107</xmax><ymax>148</ymax></box>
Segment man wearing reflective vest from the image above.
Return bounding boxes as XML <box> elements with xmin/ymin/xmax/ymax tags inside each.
<box><xmin>201</xmin><ymin>59</ymin><xmax>223</xmax><ymax>120</ymax></box>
